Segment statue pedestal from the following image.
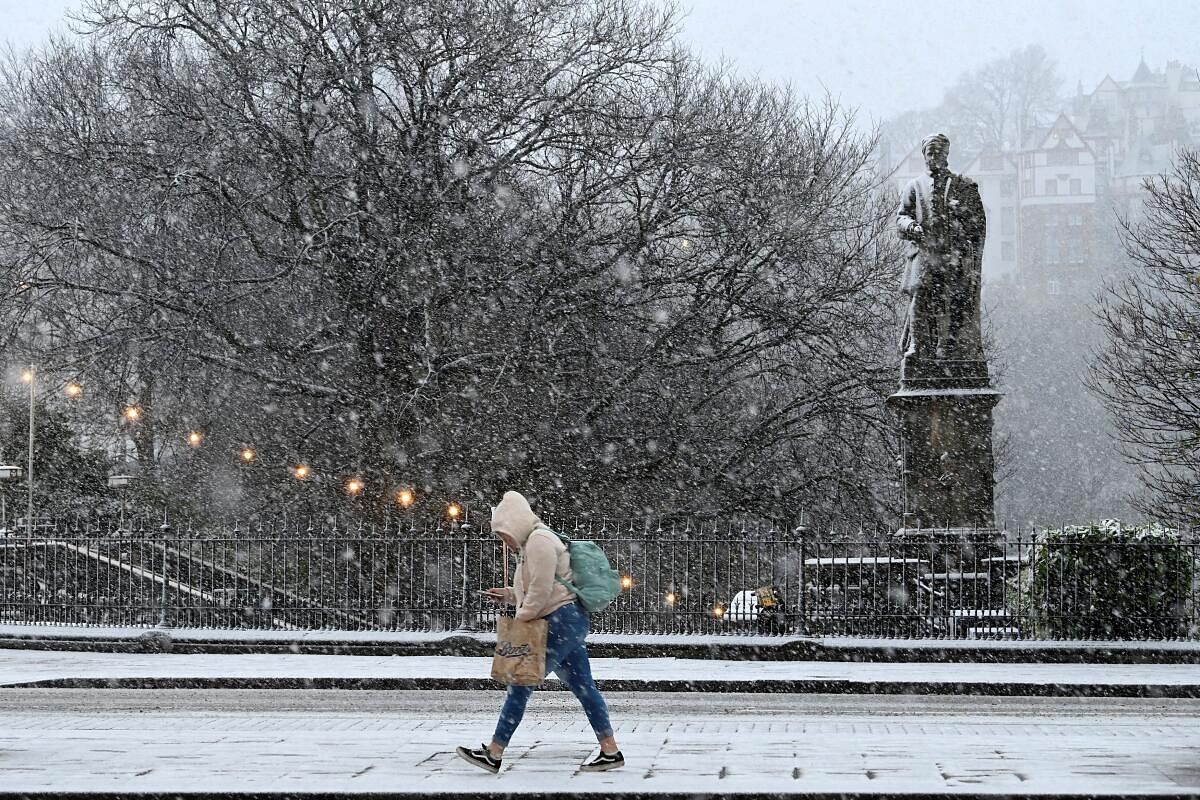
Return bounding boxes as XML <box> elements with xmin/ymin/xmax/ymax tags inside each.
<box><xmin>899</xmin><ymin>355</ymin><xmax>991</xmax><ymax>390</ymax></box>
<box><xmin>887</xmin><ymin>356</ymin><xmax>1001</xmax><ymax>533</ymax></box>
<box><xmin>893</xmin><ymin>526</ymin><xmax>1003</xmax><ymax>542</ymax></box>
<box><xmin>891</xmin><ymin>525</ymin><xmax>1006</xmax><ymax>565</ymax></box>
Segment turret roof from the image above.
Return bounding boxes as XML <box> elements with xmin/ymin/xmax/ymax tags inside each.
<box><xmin>1131</xmin><ymin>58</ymin><xmax>1157</xmax><ymax>85</ymax></box>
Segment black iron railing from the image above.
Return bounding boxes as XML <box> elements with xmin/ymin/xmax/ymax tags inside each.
<box><xmin>0</xmin><ymin>519</ymin><xmax>1196</xmax><ymax>640</ymax></box>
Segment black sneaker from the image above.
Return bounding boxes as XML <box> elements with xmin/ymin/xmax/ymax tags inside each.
<box><xmin>579</xmin><ymin>750</ymin><xmax>624</xmax><ymax>772</ymax></box>
<box><xmin>456</xmin><ymin>743</ymin><xmax>502</xmax><ymax>774</ymax></box>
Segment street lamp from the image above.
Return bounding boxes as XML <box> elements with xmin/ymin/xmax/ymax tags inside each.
<box><xmin>107</xmin><ymin>472</ymin><xmax>133</xmax><ymax>529</ymax></box>
<box><xmin>620</xmin><ymin>575</ymin><xmax>634</xmax><ymax>590</ymax></box>
<box><xmin>122</xmin><ymin>406</ymin><xmax>142</xmax><ymax>423</ymax></box>
<box><xmin>186</xmin><ymin>431</ymin><xmax>204</xmax><ymax>448</ymax></box>
<box><xmin>240</xmin><ymin>447</ymin><xmax>256</xmax><ymax>463</ymax></box>
<box><xmin>395</xmin><ymin>488</ymin><xmax>415</xmax><ymax>508</ymax></box>
<box><xmin>64</xmin><ymin>382</ymin><xmax>82</xmax><ymax>398</ymax></box>
<box><xmin>345</xmin><ymin>477</ymin><xmax>364</xmax><ymax>495</ymax></box>
<box><xmin>106</xmin><ymin>474</ymin><xmax>133</xmax><ymax>489</ymax></box>
<box><xmin>20</xmin><ymin>367</ymin><xmax>33</xmax><ymax>538</ymax></box>
<box><xmin>664</xmin><ymin>591</ymin><xmax>677</xmax><ymax>606</ymax></box>
<box><xmin>293</xmin><ymin>464</ymin><xmax>311</xmax><ymax>480</ymax></box>
<box><xmin>447</xmin><ymin>502</ymin><xmax>462</xmax><ymax>520</ymax></box>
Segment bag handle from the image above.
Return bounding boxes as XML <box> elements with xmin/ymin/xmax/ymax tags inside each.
<box><xmin>502</xmin><ymin>537</ymin><xmax>510</xmax><ymax>591</ymax></box>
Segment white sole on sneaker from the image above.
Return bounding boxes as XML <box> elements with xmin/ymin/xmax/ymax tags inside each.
<box><xmin>579</xmin><ymin>754</ymin><xmax>624</xmax><ymax>772</ymax></box>
<box><xmin>455</xmin><ymin>745</ymin><xmax>501</xmax><ymax>774</ymax></box>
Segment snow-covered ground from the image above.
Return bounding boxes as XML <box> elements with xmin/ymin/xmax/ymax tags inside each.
<box><xmin>0</xmin><ymin>689</ymin><xmax>1197</xmax><ymax>795</ymax></box>
<box><xmin>2</xmin><ymin>647</ymin><xmax>1199</xmax><ymax>689</ymax></box>
<box><xmin>4</xmin><ymin>622</ymin><xmax>1199</xmax><ymax>651</ymax></box>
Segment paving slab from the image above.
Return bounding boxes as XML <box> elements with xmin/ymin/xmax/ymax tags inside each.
<box><xmin>0</xmin><ymin>689</ymin><xmax>1197</xmax><ymax>797</ymax></box>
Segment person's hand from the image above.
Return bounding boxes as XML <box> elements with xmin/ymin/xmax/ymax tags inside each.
<box><xmin>481</xmin><ymin>588</ymin><xmax>509</xmax><ymax>603</ymax></box>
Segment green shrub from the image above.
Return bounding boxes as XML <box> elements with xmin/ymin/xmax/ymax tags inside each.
<box><xmin>1011</xmin><ymin>521</ymin><xmax>1195</xmax><ymax>639</ymax></box>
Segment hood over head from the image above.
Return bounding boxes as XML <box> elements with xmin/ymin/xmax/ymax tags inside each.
<box><xmin>490</xmin><ymin>490</ymin><xmax>542</xmax><ymax>547</ymax></box>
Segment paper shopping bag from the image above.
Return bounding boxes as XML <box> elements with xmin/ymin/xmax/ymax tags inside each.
<box><xmin>491</xmin><ymin>615</ymin><xmax>548</xmax><ymax>686</ymax></box>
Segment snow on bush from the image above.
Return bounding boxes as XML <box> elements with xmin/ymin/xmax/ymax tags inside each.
<box><xmin>1011</xmin><ymin>520</ymin><xmax>1194</xmax><ymax>639</ymax></box>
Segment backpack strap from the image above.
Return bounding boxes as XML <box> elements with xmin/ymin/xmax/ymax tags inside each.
<box><xmin>554</xmin><ymin>575</ymin><xmax>580</xmax><ymax>590</ymax></box>
<box><xmin>541</xmin><ymin>528</ymin><xmax>582</xmax><ymax>595</ymax></box>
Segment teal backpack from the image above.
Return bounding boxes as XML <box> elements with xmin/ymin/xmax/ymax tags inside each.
<box><xmin>541</xmin><ymin>527</ymin><xmax>620</xmax><ymax>613</ymax></box>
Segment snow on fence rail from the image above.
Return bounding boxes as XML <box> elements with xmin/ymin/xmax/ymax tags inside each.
<box><xmin>0</xmin><ymin>519</ymin><xmax>1197</xmax><ymax>640</ymax></box>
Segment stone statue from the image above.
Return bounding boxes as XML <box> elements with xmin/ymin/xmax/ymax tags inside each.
<box><xmin>889</xmin><ymin>132</ymin><xmax>999</xmax><ymax>534</ymax></box>
<box><xmin>896</xmin><ymin>133</ymin><xmax>986</xmax><ymax>363</ymax></box>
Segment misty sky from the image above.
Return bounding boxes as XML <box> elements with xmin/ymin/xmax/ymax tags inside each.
<box><xmin>2</xmin><ymin>0</ymin><xmax>1196</xmax><ymax>123</ymax></box>
<box><xmin>679</xmin><ymin>1</ymin><xmax>1199</xmax><ymax>122</ymax></box>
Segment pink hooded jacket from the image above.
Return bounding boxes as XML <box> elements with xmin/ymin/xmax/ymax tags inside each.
<box><xmin>491</xmin><ymin>491</ymin><xmax>575</xmax><ymax>621</ymax></box>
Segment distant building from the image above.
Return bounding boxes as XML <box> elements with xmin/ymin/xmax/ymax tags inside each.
<box><xmin>1016</xmin><ymin>113</ymin><xmax>1101</xmax><ymax>297</ymax></box>
<box><xmin>887</xmin><ymin>59</ymin><xmax>1200</xmax><ymax>296</ymax></box>
<box><xmin>1083</xmin><ymin>59</ymin><xmax>1200</xmax><ymax>210</ymax></box>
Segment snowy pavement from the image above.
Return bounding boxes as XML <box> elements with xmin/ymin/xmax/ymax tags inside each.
<box><xmin>3</xmin><ymin>647</ymin><xmax>1200</xmax><ymax>694</ymax></box>
<box><xmin>0</xmin><ymin>689</ymin><xmax>1197</xmax><ymax>796</ymax></box>
<box><xmin>5</xmin><ymin>622</ymin><xmax>1200</xmax><ymax>652</ymax></box>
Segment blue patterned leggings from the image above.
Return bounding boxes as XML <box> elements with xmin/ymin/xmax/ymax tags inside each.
<box><xmin>493</xmin><ymin>603</ymin><xmax>613</xmax><ymax>746</ymax></box>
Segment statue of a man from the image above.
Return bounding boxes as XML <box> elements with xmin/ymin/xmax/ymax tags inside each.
<box><xmin>897</xmin><ymin>133</ymin><xmax>986</xmax><ymax>362</ymax></box>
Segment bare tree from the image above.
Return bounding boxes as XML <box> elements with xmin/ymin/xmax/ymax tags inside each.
<box><xmin>882</xmin><ymin>44</ymin><xmax>1062</xmax><ymax>167</ymax></box>
<box><xmin>0</xmin><ymin>0</ymin><xmax>899</xmax><ymax>526</ymax></box>
<box><xmin>943</xmin><ymin>44</ymin><xmax>1061</xmax><ymax>154</ymax></box>
<box><xmin>1088</xmin><ymin>149</ymin><xmax>1200</xmax><ymax>524</ymax></box>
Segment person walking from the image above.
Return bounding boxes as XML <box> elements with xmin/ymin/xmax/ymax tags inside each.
<box><xmin>456</xmin><ymin>490</ymin><xmax>623</xmax><ymax>774</ymax></box>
